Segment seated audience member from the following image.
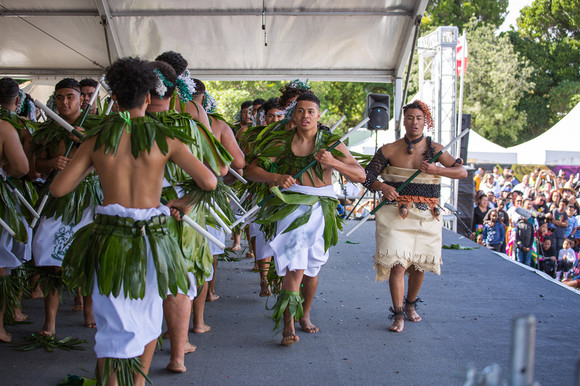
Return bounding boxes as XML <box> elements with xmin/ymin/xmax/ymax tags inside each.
<box><xmin>562</xmin><ymin>257</ymin><xmax>580</xmax><ymax>288</ymax></box>
<box><xmin>557</xmin><ymin>238</ymin><xmax>576</xmax><ymax>281</ymax></box>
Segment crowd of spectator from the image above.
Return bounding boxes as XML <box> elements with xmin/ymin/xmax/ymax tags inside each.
<box><xmin>471</xmin><ymin>166</ymin><xmax>580</xmax><ymax>288</ymax></box>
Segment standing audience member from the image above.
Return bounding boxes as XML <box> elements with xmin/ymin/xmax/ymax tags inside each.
<box><xmin>514</xmin><ymin>208</ymin><xmax>534</xmax><ymax>266</ymax></box>
<box><xmin>538</xmin><ymin>237</ymin><xmax>557</xmax><ymax>278</ymax></box>
<box><xmin>552</xmin><ymin>199</ymin><xmax>569</xmax><ymax>252</ymax></box>
<box><xmin>472</xmin><ymin>193</ymin><xmax>490</xmax><ymax>233</ymax></box>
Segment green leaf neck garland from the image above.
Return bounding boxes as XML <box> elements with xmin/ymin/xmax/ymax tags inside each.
<box><xmin>32</xmin><ymin>114</ymin><xmax>102</xmax><ymax>155</ymax></box>
<box><xmin>147</xmin><ymin>110</ymin><xmax>233</xmax><ymax>181</ymax></box>
<box><xmin>257</xmin><ymin>127</ymin><xmax>345</xmax><ymax>185</ymax></box>
<box><xmin>0</xmin><ymin>108</ymin><xmax>37</xmax><ymax>135</ymax></box>
<box><xmin>84</xmin><ymin>113</ymin><xmax>194</xmax><ymax>159</ymax></box>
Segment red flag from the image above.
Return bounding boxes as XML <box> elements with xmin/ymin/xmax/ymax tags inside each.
<box><xmin>456</xmin><ymin>34</ymin><xmax>468</xmax><ymax>77</ymax></box>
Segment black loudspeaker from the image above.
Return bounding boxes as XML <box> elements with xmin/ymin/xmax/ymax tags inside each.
<box><xmin>366</xmin><ymin>93</ymin><xmax>390</xmax><ymax>130</ymax></box>
<box><xmin>457</xmin><ymin>167</ymin><xmax>475</xmax><ymax>237</ymax></box>
<box><xmin>460</xmin><ymin>114</ymin><xmax>471</xmax><ymax>161</ymax></box>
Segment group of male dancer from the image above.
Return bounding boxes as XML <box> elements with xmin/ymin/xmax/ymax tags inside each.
<box><xmin>0</xmin><ymin>52</ymin><xmax>466</xmax><ymax>384</ymax></box>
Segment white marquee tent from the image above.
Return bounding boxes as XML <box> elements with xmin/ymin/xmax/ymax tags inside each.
<box><xmin>466</xmin><ymin>129</ymin><xmax>517</xmax><ymax>164</ymax></box>
<box><xmin>0</xmin><ymin>1</ymin><xmax>427</xmax><ymax>84</ymax></box>
<box><xmin>507</xmin><ymin>102</ymin><xmax>580</xmax><ymax>165</ymax></box>
<box><xmin>0</xmin><ymin>1</ymin><xmax>430</xmax><ymax>123</ymax></box>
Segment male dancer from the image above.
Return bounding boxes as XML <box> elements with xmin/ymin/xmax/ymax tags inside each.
<box><xmin>147</xmin><ymin>61</ymin><xmax>229</xmax><ymax>373</ymax></box>
<box><xmin>52</xmin><ymin>57</ymin><xmax>216</xmax><ymax>385</ymax></box>
<box><xmin>192</xmin><ymin>80</ymin><xmax>245</xmax><ymax>303</ymax></box>
<box><xmin>80</xmin><ymin>78</ymin><xmax>99</xmax><ymax>115</ymax></box>
<box><xmin>32</xmin><ymin>78</ymin><xmax>101</xmax><ymax>334</ymax></box>
<box><xmin>246</xmin><ymin>92</ymin><xmax>365</xmax><ymax>345</ymax></box>
<box><xmin>363</xmin><ymin>100</ymin><xmax>467</xmax><ymax>332</ymax></box>
<box><xmin>0</xmin><ymin>77</ymin><xmax>30</xmax><ymax>342</ymax></box>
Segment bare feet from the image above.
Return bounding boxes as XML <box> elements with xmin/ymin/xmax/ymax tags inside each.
<box><xmin>388</xmin><ymin>307</ymin><xmax>405</xmax><ymax>333</ymax></box>
<box><xmin>245</xmin><ymin>252</ymin><xmax>254</xmax><ymax>259</ymax></box>
<box><xmin>281</xmin><ymin>333</ymin><xmax>299</xmax><ymax>346</ymax></box>
<box><xmin>405</xmin><ymin>304</ymin><xmax>422</xmax><ymax>322</ymax></box>
<box><xmin>299</xmin><ymin>318</ymin><xmax>319</xmax><ymax>333</ymax></box>
<box><xmin>389</xmin><ymin>316</ymin><xmax>404</xmax><ymax>332</ymax></box>
<box><xmin>72</xmin><ymin>291</ymin><xmax>83</xmax><ymax>311</ymax></box>
<box><xmin>162</xmin><ymin>330</ymin><xmax>170</xmax><ymax>339</ymax></box>
<box><xmin>14</xmin><ymin>308</ymin><xmax>28</xmax><ymax>322</ymax></box>
<box><xmin>184</xmin><ymin>341</ymin><xmax>196</xmax><ymax>354</ymax></box>
<box><xmin>230</xmin><ymin>245</ymin><xmax>241</xmax><ymax>252</ymax></box>
<box><xmin>166</xmin><ymin>361</ymin><xmax>187</xmax><ymax>373</ymax></box>
<box><xmin>37</xmin><ymin>328</ymin><xmax>55</xmax><ymax>337</ymax></box>
<box><xmin>30</xmin><ymin>285</ymin><xmax>43</xmax><ymax>300</ymax></box>
<box><xmin>0</xmin><ymin>330</ymin><xmax>12</xmax><ymax>343</ymax></box>
<box><xmin>84</xmin><ymin>309</ymin><xmax>96</xmax><ymax>328</ymax></box>
<box><xmin>206</xmin><ymin>293</ymin><xmax>219</xmax><ymax>302</ymax></box>
<box><xmin>192</xmin><ymin>324</ymin><xmax>211</xmax><ymax>334</ymax></box>
<box><xmin>259</xmin><ymin>280</ymin><xmax>272</xmax><ymax>297</ymax></box>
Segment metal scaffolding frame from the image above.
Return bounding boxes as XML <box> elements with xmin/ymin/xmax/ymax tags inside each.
<box><xmin>417</xmin><ymin>26</ymin><xmax>459</xmax><ymax>212</ymax></box>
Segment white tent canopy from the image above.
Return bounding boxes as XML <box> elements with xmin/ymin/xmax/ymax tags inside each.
<box><xmin>507</xmin><ymin>102</ymin><xmax>580</xmax><ymax>165</ymax></box>
<box><xmin>467</xmin><ymin>129</ymin><xmax>517</xmax><ymax>164</ymax></box>
<box><xmin>0</xmin><ymin>1</ymin><xmax>428</xmax><ymax>83</ymax></box>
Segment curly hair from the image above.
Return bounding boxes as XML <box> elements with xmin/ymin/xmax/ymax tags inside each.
<box><xmin>155</xmin><ymin>51</ymin><xmax>188</xmax><ymax>76</ymax></box>
<box><xmin>149</xmin><ymin>60</ymin><xmax>177</xmax><ymax>99</ymax></box>
<box><xmin>260</xmin><ymin>97</ymin><xmax>280</xmax><ymax>114</ymax></box>
<box><xmin>0</xmin><ymin>77</ymin><xmax>20</xmax><ymax>106</ymax></box>
<box><xmin>403</xmin><ymin>100</ymin><xmax>434</xmax><ymax>131</ymax></box>
<box><xmin>105</xmin><ymin>57</ymin><xmax>156</xmax><ymax>109</ymax></box>
<box><xmin>279</xmin><ymin>81</ymin><xmax>311</xmax><ymax>108</ymax></box>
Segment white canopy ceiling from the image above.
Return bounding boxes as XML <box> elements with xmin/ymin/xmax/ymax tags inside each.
<box><xmin>0</xmin><ymin>0</ymin><xmax>428</xmax><ymax>83</ymax></box>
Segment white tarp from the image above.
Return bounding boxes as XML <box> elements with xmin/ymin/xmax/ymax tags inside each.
<box><xmin>0</xmin><ymin>1</ymin><xmax>428</xmax><ymax>83</ymax></box>
<box><xmin>507</xmin><ymin>102</ymin><xmax>580</xmax><ymax>165</ymax></box>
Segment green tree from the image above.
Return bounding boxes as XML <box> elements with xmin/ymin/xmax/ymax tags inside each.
<box><xmin>463</xmin><ymin>20</ymin><xmax>534</xmax><ymax>147</ymax></box>
<box><xmin>422</xmin><ymin>0</ymin><xmax>508</xmax><ymax>32</ymax></box>
<box><xmin>205</xmin><ymin>80</ymin><xmax>391</xmax><ymax>130</ymax></box>
<box><xmin>509</xmin><ymin>0</ymin><xmax>580</xmax><ymax>138</ymax></box>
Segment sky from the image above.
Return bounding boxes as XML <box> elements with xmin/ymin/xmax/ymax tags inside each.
<box><xmin>498</xmin><ymin>0</ymin><xmax>534</xmax><ymax>32</ymax></box>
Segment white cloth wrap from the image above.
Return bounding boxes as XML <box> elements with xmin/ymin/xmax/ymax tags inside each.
<box><xmin>168</xmin><ymin>272</ymin><xmax>198</xmax><ymax>300</ymax></box>
<box><xmin>0</xmin><ymin>228</ymin><xmax>21</xmax><ymax>271</ymax></box>
<box><xmin>91</xmin><ymin>204</ymin><xmax>167</xmax><ymax>359</ymax></box>
<box><xmin>206</xmin><ymin>225</ymin><xmax>225</xmax><ymax>256</ymax></box>
<box><xmin>268</xmin><ymin>185</ymin><xmax>336</xmax><ymax>277</ymax></box>
<box><xmin>255</xmin><ymin>229</ymin><xmax>274</xmax><ymax>261</ymax></box>
<box><xmin>32</xmin><ymin>208</ymin><xmax>94</xmax><ymax>267</ymax></box>
<box><xmin>11</xmin><ymin>218</ymin><xmax>33</xmax><ymax>263</ymax></box>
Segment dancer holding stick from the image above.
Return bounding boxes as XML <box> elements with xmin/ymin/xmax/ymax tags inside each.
<box><xmin>52</xmin><ymin>58</ymin><xmax>217</xmax><ymax>385</ymax></box>
<box><xmin>357</xmin><ymin>100</ymin><xmax>467</xmax><ymax>333</ymax></box>
<box><xmin>245</xmin><ymin>92</ymin><xmax>366</xmax><ymax>346</ymax></box>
